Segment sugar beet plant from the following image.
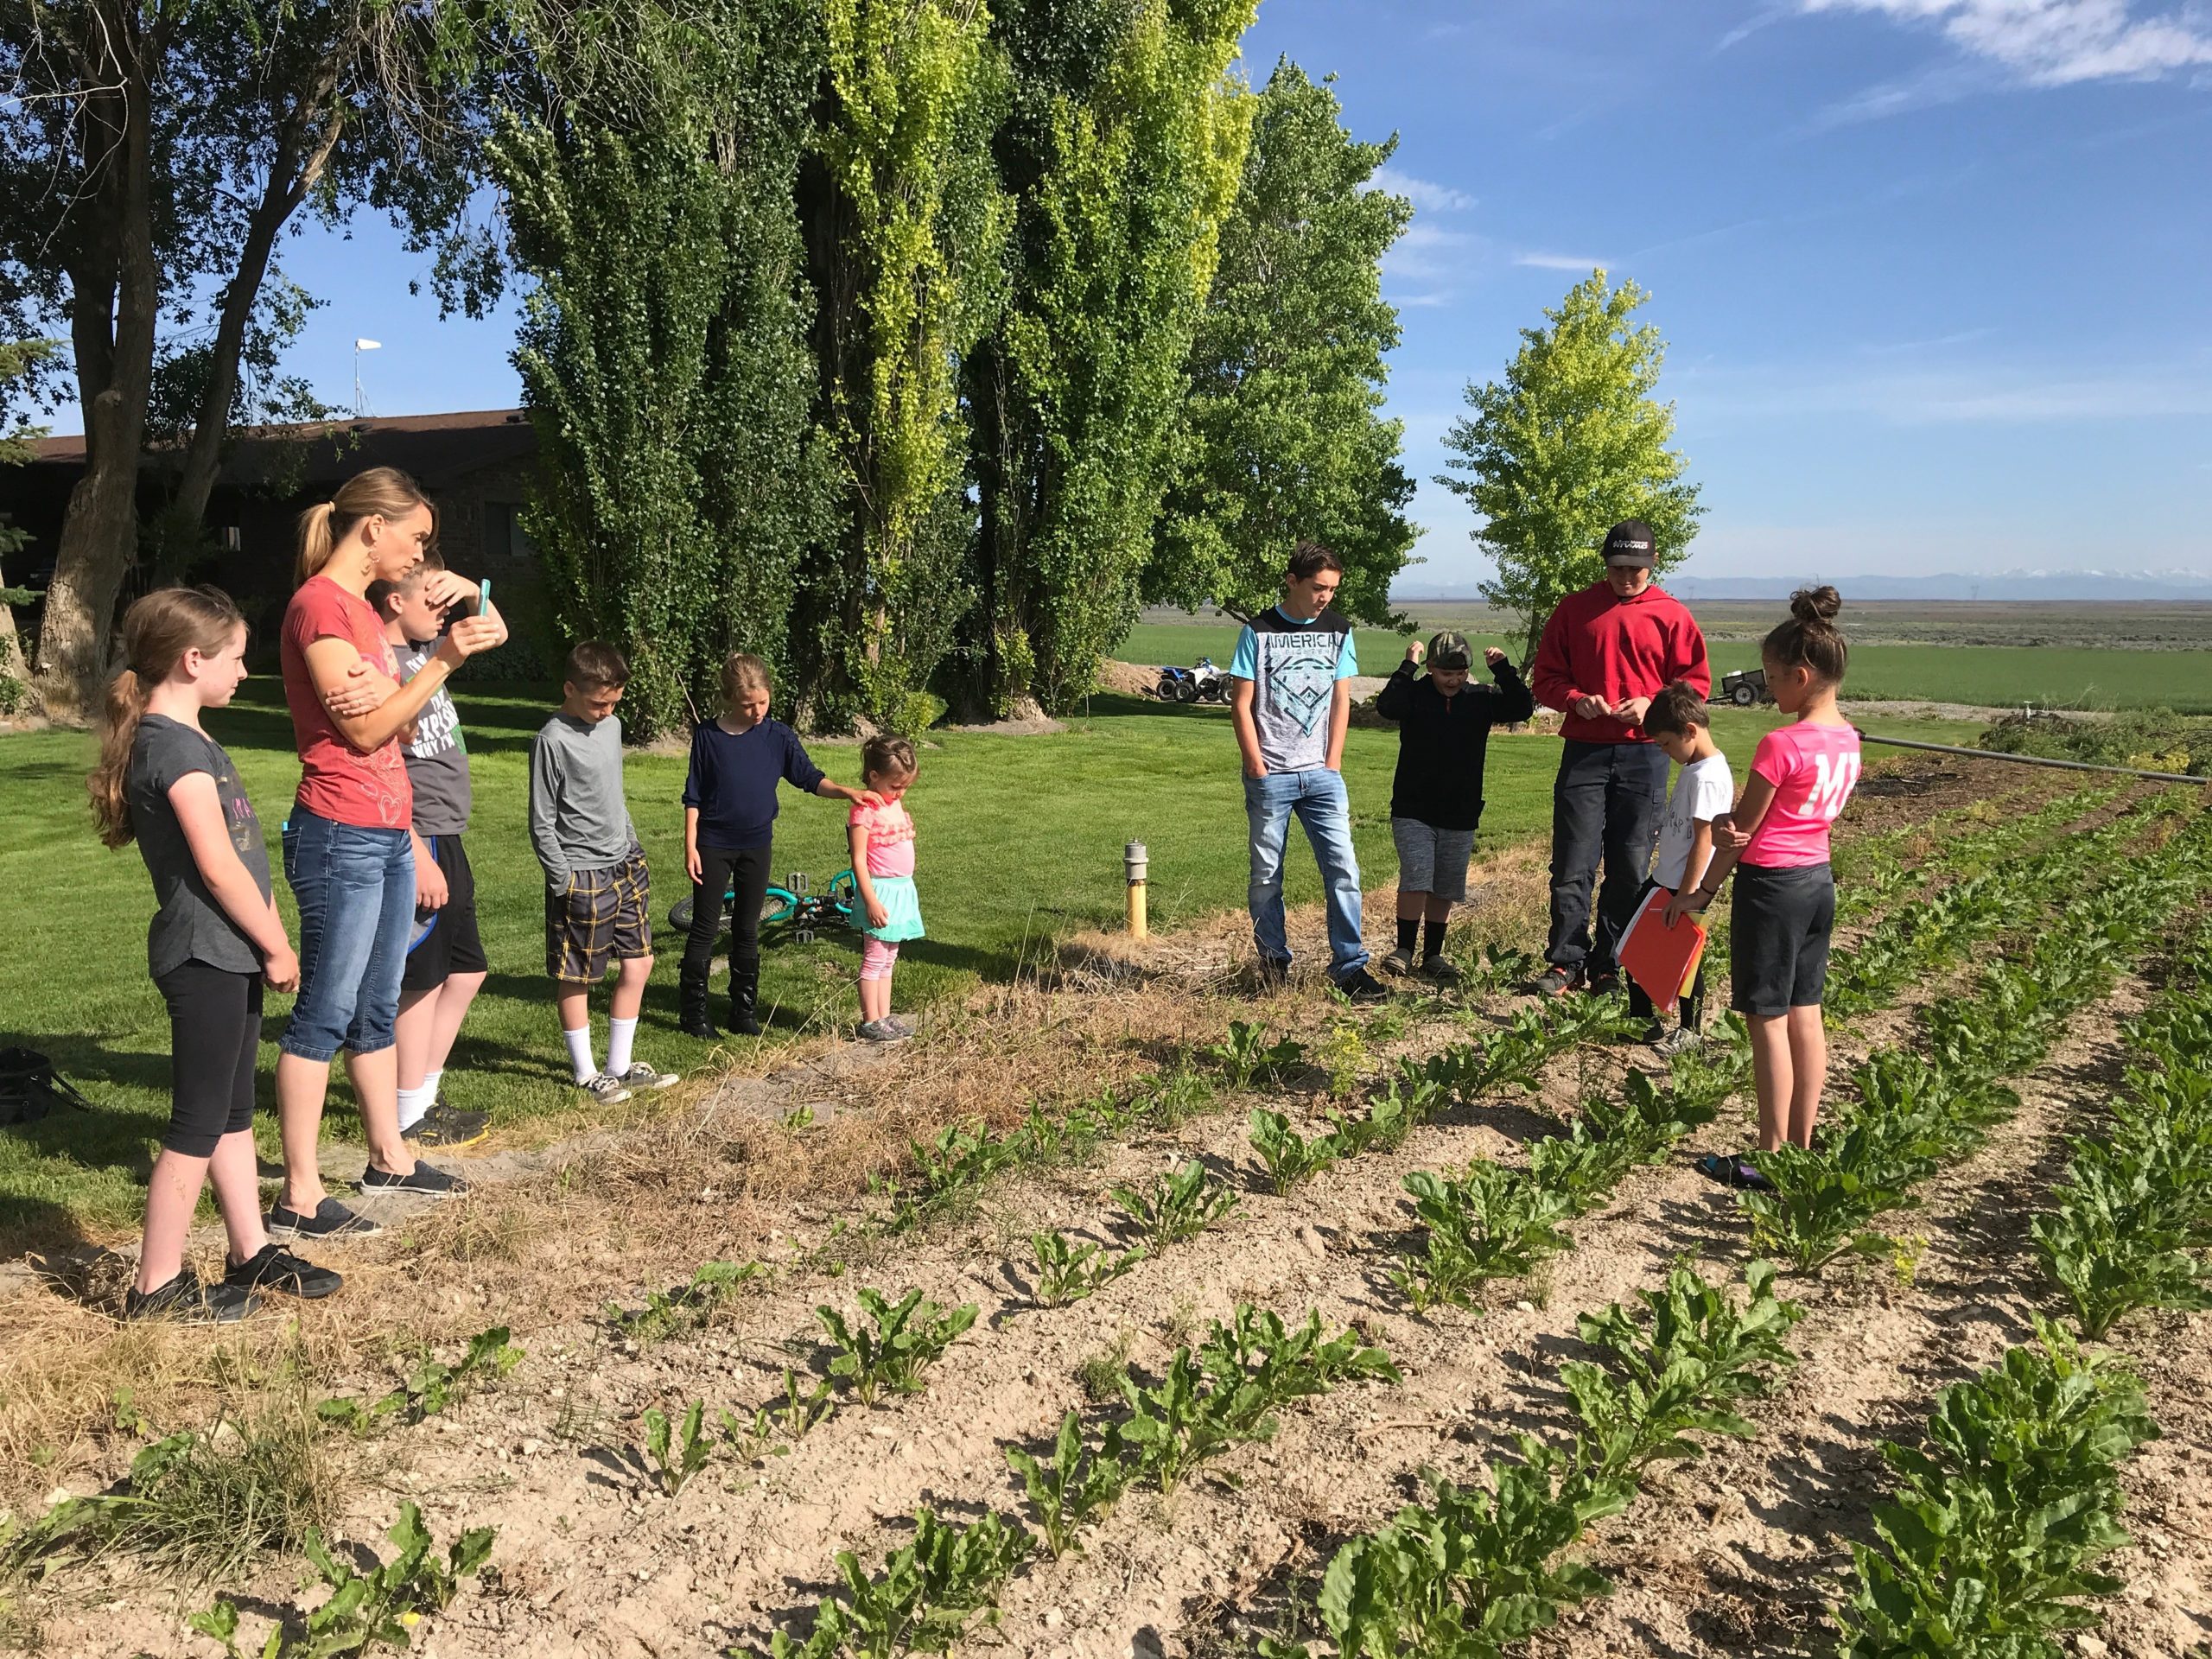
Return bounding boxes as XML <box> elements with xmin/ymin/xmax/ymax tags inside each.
<box><xmin>1110</xmin><ymin>1158</ymin><xmax>1239</xmax><ymax>1248</ymax></box>
<box><xmin>817</xmin><ymin>1288</ymin><xmax>979</xmax><ymax>1406</ymax></box>
<box><xmin>1264</xmin><ymin>1264</ymin><xmax>1799</xmax><ymax>1659</ymax></box>
<box><xmin>2034</xmin><ymin>921</ymin><xmax>2212</xmax><ymax>1338</ymax></box>
<box><xmin>316</xmin><ymin>1325</ymin><xmax>523</xmax><ymax>1434</ymax></box>
<box><xmin>1027</xmin><ymin>1230</ymin><xmax>1145</xmax><ymax>1306</ymax></box>
<box><xmin>1833</xmin><ymin>1320</ymin><xmax>2159</xmax><ymax>1658</ymax></box>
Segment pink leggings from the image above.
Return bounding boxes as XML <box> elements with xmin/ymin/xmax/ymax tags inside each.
<box><xmin>861</xmin><ymin>938</ymin><xmax>900</xmax><ymax>982</ymax></box>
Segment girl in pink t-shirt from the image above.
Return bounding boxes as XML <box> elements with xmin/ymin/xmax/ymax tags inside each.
<box><xmin>848</xmin><ymin>735</ymin><xmax>923</xmax><ymax>1044</ymax></box>
<box><xmin>1669</xmin><ymin>587</ymin><xmax>1859</xmax><ymax>1180</ymax></box>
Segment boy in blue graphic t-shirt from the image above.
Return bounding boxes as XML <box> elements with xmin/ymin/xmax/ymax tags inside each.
<box><xmin>1228</xmin><ymin>541</ymin><xmax>1389</xmax><ymax>1002</ymax></box>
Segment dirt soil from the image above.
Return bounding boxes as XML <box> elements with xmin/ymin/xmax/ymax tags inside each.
<box><xmin>6</xmin><ymin>757</ymin><xmax>2207</xmax><ymax>1659</ymax></box>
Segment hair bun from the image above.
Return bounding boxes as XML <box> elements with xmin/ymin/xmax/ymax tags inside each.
<box><xmin>1789</xmin><ymin>585</ymin><xmax>1842</xmax><ymax>626</ymax></box>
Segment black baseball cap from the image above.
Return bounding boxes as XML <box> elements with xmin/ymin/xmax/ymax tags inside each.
<box><xmin>1602</xmin><ymin>519</ymin><xmax>1656</xmax><ymax>568</ymax></box>
<box><xmin>1427</xmin><ymin>630</ymin><xmax>1473</xmax><ymax>670</ymax></box>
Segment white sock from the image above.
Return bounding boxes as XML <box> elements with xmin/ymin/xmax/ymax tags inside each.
<box><xmin>396</xmin><ymin>1082</ymin><xmax>435</xmax><ymax>1131</ymax></box>
<box><xmin>564</xmin><ymin>1025</ymin><xmax>597</xmax><ymax>1084</ymax></box>
<box><xmin>606</xmin><ymin>1016</ymin><xmax>638</xmax><ymax>1077</ymax></box>
<box><xmin>423</xmin><ymin>1068</ymin><xmax>444</xmax><ymax>1106</ymax></box>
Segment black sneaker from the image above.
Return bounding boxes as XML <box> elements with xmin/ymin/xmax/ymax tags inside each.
<box><xmin>1334</xmin><ymin>967</ymin><xmax>1392</xmax><ymax>1004</ymax></box>
<box><xmin>402</xmin><ymin>1102</ymin><xmax>489</xmax><ymax>1150</ymax></box>
<box><xmin>1585</xmin><ymin>969</ymin><xmax>1622</xmax><ymax>996</ymax></box>
<box><xmin>124</xmin><ymin>1270</ymin><xmax>259</xmax><ymax>1324</ymax></box>
<box><xmin>1421</xmin><ymin>953</ymin><xmax>1461</xmax><ymax>983</ymax></box>
<box><xmin>268</xmin><ymin>1197</ymin><xmax>383</xmax><ymax>1241</ymax></box>
<box><xmin>1639</xmin><ymin>1020</ymin><xmax>1667</xmax><ymax>1046</ymax></box>
<box><xmin>359</xmin><ymin>1160</ymin><xmax>469</xmax><ymax>1198</ymax></box>
<box><xmin>223</xmin><ymin>1243</ymin><xmax>343</xmax><ymax>1300</ymax></box>
<box><xmin>1526</xmin><ymin>965</ymin><xmax>1580</xmax><ymax>998</ymax></box>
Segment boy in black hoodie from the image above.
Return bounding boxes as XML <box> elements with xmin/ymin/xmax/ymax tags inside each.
<box><xmin>1375</xmin><ymin>630</ymin><xmax>1535</xmax><ymax>977</ymax></box>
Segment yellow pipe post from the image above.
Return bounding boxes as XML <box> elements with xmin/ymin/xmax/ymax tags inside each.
<box><xmin>1125</xmin><ymin>840</ymin><xmax>1148</xmax><ymax>939</ymax></box>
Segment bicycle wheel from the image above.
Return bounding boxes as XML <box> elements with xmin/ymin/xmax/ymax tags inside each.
<box><xmin>668</xmin><ymin>895</ymin><xmax>695</xmax><ymax>931</ymax></box>
<box><xmin>761</xmin><ymin>886</ymin><xmax>798</xmax><ymax>925</ymax></box>
<box><xmin>827</xmin><ymin>869</ymin><xmax>858</xmax><ymax>919</ymax></box>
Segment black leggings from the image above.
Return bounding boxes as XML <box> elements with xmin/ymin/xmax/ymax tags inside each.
<box><xmin>155</xmin><ymin>961</ymin><xmax>264</xmax><ymax>1156</ymax></box>
<box><xmin>683</xmin><ymin>844</ymin><xmax>772</xmax><ymax>981</ymax></box>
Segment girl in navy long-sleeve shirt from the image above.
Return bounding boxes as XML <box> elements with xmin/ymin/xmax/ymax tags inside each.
<box><xmin>679</xmin><ymin>653</ymin><xmax>875</xmax><ymax>1038</ymax></box>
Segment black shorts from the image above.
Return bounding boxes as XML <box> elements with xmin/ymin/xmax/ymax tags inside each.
<box><xmin>155</xmin><ymin>961</ymin><xmax>264</xmax><ymax>1157</ymax></box>
<box><xmin>402</xmin><ymin>833</ymin><xmax>487</xmax><ymax>994</ymax></box>
<box><xmin>1730</xmin><ymin>862</ymin><xmax>1835</xmax><ymax>1016</ymax></box>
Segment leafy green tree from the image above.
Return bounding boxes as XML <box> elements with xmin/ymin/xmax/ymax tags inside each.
<box><xmin>787</xmin><ymin>0</ymin><xmax>1011</xmax><ymax>734</ymax></box>
<box><xmin>0</xmin><ymin>339</ymin><xmax>55</xmax><ymax>715</ymax></box>
<box><xmin>1435</xmin><ymin>269</ymin><xmax>1702</xmax><ymax>663</ymax></box>
<box><xmin>498</xmin><ymin>0</ymin><xmax>827</xmax><ymax>739</ymax></box>
<box><xmin>1149</xmin><ymin>59</ymin><xmax>1416</xmax><ymax>626</ymax></box>
<box><xmin>0</xmin><ymin>0</ymin><xmax>498</xmax><ymax>721</ymax></box>
<box><xmin>959</xmin><ymin>0</ymin><xmax>1255</xmax><ymax>716</ymax></box>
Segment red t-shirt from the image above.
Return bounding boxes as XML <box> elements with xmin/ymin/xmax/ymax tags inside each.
<box><xmin>1530</xmin><ymin>582</ymin><xmax>1712</xmax><ymax>744</ymax></box>
<box><xmin>1744</xmin><ymin>721</ymin><xmax>1861</xmax><ymax>868</ymax></box>
<box><xmin>280</xmin><ymin>575</ymin><xmax>413</xmax><ymax>830</ymax></box>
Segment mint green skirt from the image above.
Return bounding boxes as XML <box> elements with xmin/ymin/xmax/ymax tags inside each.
<box><xmin>861</xmin><ymin>874</ymin><xmax>925</xmax><ymax>942</ymax></box>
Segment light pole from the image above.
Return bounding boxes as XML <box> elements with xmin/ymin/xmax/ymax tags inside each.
<box><xmin>353</xmin><ymin>338</ymin><xmax>382</xmax><ymax>416</ymax></box>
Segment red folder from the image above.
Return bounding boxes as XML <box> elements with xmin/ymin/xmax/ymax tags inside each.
<box><xmin>1619</xmin><ymin>887</ymin><xmax>1707</xmax><ymax>1015</ymax></box>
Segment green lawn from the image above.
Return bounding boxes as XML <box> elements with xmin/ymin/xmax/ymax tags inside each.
<box><xmin>0</xmin><ymin>683</ymin><xmax>1988</xmax><ymax>1247</ymax></box>
<box><xmin>1124</xmin><ymin>620</ymin><xmax>2211</xmax><ymax>712</ymax></box>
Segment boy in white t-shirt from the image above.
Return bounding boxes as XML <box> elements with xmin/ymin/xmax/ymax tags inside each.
<box><xmin>1630</xmin><ymin>681</ymin><xmax>1733</xmax><ymax>1054</ymax></box>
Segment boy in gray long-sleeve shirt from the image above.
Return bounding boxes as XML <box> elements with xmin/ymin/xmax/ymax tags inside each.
<box><xmin>529</xmin><ymin>643</ymin><xmax>677</xmax><ymax>1105</ymax></box>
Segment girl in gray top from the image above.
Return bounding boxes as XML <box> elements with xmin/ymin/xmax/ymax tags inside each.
<box><xmin>88</xmin><ymin>588</ymin><xmax>341</xmax><ymax>1321</ymax></box>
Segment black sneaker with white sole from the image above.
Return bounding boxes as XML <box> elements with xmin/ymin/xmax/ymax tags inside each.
<box><xmin>358</xmin><ymin>1160</ymin><xmax>469</xmax><ymax>1198</ymax></box>
<box><xmin>1333</xmin><ymin>967</ymin><xmax>1392</xmax><ymax>1004</ymax></box>
<box><xmin>1525</xmin><ymin>965</ymin><xmax>1580</xmax><ymax>999</ymax></box>
<box><xmin>124</xmin><ymin>1269</ymin><xmax>260</xmax><ymax>1323</ymax></box>
<box><xmin>267</xmin><ymin>1197</ymin><xmax>383</xmax><ymax>1240</ymax></box>
<box><xmin>402</xmin><ymin>1101</ymin><xmax>489</xmax><ymax>1150</ymax></box>
<box><xmin>223</xmin><ymin>1243</ymin><xmax>343</xmax><ymax>1300</ymax></box>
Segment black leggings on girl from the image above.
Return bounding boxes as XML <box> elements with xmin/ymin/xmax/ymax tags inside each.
<box><xmin>155</xmin><ymin>961</ymin><xmax>264</xmax><ymax>1156</ymax></box>
<box><xmin>683</xmin><ymin>844</ymin><xmax>772</xmax><ymax>981</ymax></box>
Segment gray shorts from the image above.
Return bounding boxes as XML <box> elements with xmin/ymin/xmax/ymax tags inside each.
<box><xmin>1392</xmin><ymin>817</ymin><xmax>1476</xmax><ymax>902</ymax></box>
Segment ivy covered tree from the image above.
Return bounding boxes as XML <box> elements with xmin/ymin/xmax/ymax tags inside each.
<box><xmin>499</xmin><ymin>0</ymin><xmax>827</xmax><ymax>739</ymax></box>
<box><xmin>1148</xmin><ymin>59</ymin><xmax>1417</xmax><ymax>626</ymax></box>
<box><xmin>959</xmin><ymin>0</ymin><xmax>1255</xmax><ymax>717</ymax></box>
<box><xmin>1436</xmin><ymin>269</ymin><xmax>1702</xmax><ymax>663</ymax></box>
<box><xmin>787</xmin><ymin>0</ymin><xmax>1011</xmax><ymax>734</ymax></box>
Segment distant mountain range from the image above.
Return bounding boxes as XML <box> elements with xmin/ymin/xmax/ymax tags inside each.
<box><xmin>1398</xmin><ymin>571</ymin><xmax>2212</xmax><ymax>603</ymax></box>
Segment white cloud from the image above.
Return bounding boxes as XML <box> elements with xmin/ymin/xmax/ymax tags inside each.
<box><xmin>1368</xmin><ymin>167</ymin><xmax>1476</xmax><ymax>213</ymax></box>
<box><xmin>1513</xmin><ymin>251</ymin><xmax>1611</xmax><ymax>271</ymax></box>
<box><xmin>1680</xmin><ymin>359</ymin><xmax>2212</xmax><ymax>423</ymax></box>
<box><xmin>1382</xmin><ymin>222</ymin><xmax>1484</xmax><ymax>284</ymax></box>
<box><xmin>1801</xmin><ymin>0</ymin><xmax>2212</xmax><ymax>86</ymax></box>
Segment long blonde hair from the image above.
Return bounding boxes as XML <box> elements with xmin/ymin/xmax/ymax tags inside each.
<box><xmin>88</xmin><ymin>587</ymin><xmax>247</xmax><ymax>849</ymax></box>
<box><xmin>296</xmin><ymin>466</ymin><xmax>433</xmax><ymax>586</ymax></box>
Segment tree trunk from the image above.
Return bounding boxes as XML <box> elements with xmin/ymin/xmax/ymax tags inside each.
<box><xmin>35</xmin><ymin>3</ymin><xmax>161</xmax><ymax>725</ymax></box>
<box><xmin>165</xmin><ymin>85</ymin><xmax>344</xmax><ymax>554</ymax></box>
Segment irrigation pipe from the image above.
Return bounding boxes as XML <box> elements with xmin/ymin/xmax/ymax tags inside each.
<box><xmin>1858</xmin><ymin>732</ymin><xmax>2205</xmax><ymax>786</ymax></box>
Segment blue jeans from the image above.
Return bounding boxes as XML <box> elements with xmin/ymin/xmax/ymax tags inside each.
<box><xmin>1547</xmin><ymin>739</ymin><xmax>1669</xmax><ymax>978</ymax></box>
<box><xmin>280</xmin><ymin>805</ymin><xmax>416</xmax><ymax>1062</ymax></box>
<box><xmin>1245</xmin><ymin>767</ymin><xmax>1368</xmax><ymax>980</ymax></box>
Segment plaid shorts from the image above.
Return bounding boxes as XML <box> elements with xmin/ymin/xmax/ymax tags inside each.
<box><xmin>545</xmin><ymin>848</ymin><xmax>653</xmax><ymax>983</ymax></box>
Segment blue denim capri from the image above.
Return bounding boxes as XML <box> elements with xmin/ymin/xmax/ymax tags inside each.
<box><xmin>279</xmin><ymin>805</ymin><xmax>416</xmax><ymax>1062</ymax></box>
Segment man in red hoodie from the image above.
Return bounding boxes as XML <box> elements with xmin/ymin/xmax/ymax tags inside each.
<box><xmin>1526</xmin><ymin>519</ymin><xmax>1711</xmax><ymax>997</ymax></box>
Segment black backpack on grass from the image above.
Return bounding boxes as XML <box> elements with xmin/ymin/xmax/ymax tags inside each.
<box><xmin>0</xmin><ymin>1047</ymin><xmax>94</xmax><ymax>1127</ymax></box>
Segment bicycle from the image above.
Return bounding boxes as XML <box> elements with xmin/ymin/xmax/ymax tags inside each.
<box><xmin>667</xmin><ymin>868</ymin><xmax>859</xmax><ymax>944</ymax></box>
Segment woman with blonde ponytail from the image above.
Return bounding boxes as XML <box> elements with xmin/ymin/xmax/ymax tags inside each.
<box><xmin>270</xmin><ymin>467</ymin><xmax>508</xmax><ymax>1239</ymax></box>
<box><xmin>88</xmin><ymin>587</ymin><xmax>340</xmax><ymax>1319</ymax></box>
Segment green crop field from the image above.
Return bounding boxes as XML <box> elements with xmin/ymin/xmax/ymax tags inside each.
<box><xmin>1123</xmin><ymin>610</ymin><xmax>2212</xmax><ymax>712</ymax></box>
<box><xmin>0</xmin><ymin>684</ymin><xmax>1988</xmax><ymax>1245</ymax></box>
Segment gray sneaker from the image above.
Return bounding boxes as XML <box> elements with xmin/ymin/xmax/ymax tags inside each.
<box><xmin>1381</xmin><ymin>945</ymin><xmax>1417</xmax><ymax>976</ymax></box>
<box><xmin>582</xmin><ymin>1072</ymin><xmax>632</xmax><ymax>1105</ymax></box>
<box><xmin>617</xmin><ymin>1060</ymin><xmax>680</xmax><ymax>1091</ymax></box>
<box><xmin>856</xmin><ymin>1019</ymin><xmax>909</xmax><ymax>1044</ymax></box>
<box><xmin>1654</xmin><ymin>1026</ymin><xmax>1705</xmax><ymax>1059</ymax></box>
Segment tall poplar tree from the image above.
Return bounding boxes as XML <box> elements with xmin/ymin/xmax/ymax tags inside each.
<box><xmin>961</xmin><ymin>0</ymin><xmax>1255</xmax><ymax>717</ymax></box>
<box><xmin>788</xmin><ymin>0</ymin><xmax>1011</xmax><ymax>734</ymax></box>
<box><xmin>1149</xmin><ymin>60</ymin><xmax>1416</xmax><ymax>625</ymax></box>
<box><xmin>499</xmin><ymin>0</ymin><xmax>826</xmax><ymax>739</ymax></box>
<box><xmin>1436</xmin><ymin>270</ymin><xmax>1702</xmax><ymax>663</ymax></box>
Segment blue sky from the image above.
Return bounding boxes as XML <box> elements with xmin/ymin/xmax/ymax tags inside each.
<box><xmin>77</xmin><ymin>0</ymin><xmax>2212</xmax><ymax>588</ymax></box>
